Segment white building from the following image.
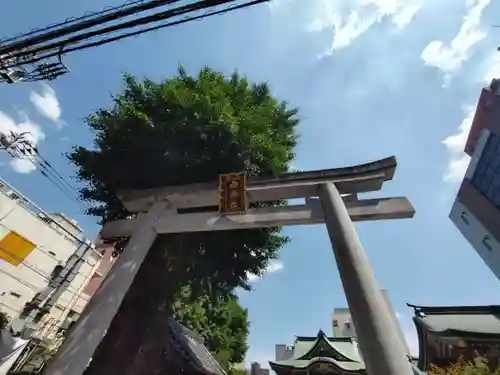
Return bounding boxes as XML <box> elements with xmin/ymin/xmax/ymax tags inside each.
<box><xmin>332</xmin><ymin>307</ymin><xmax>356</xmax><ymax>338</ymax></box>
<box><xmin>331</xmin><ymin>289</ymin><xmax>409</xmax><ymax>354</ymax></box>
<box><xmin>0</xmin><ymin>177</ymin><xmax>101</xmax><ymax>339</ymax></box>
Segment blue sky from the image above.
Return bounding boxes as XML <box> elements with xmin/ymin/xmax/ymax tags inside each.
<box><xmin>1</xmin><ymin>0</ymin><xmax>500</xmax><ymax>369</ymax></box>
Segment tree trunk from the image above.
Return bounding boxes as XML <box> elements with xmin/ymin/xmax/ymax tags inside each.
<box><xmin>83</xmin><ymin>234</ymin><xmax>184</xmax><ymax>375</ymax></box>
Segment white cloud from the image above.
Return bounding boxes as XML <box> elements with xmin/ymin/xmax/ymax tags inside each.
<box><xmin>304</xmin><ymin>0</ymin><xmax>422</xmax><ymax>55</ymax></box>
<box><xmin>421</xmin><ymin>0</ymin><xmax>491</xmax><ymax>79</ymax></box>
<box><xmin>0</xmin><ymin>110</ymin><xmax>45</xmax><ymax>174</ymax></box>
<box><xmin>442</xmin><ymin>106</ymin><xmax>475</xmax><ymax>183</ymax></box>
<box><xmin>482</xmin><ymin>52</ymin><xmax>500</xmax><ymax>83</ymax></box>
<box><xmin>30</xmin><ymin>83</ymin><xmax>64</xmax><ymax>127</ymax></box>
<box><xmin>247</xmin><ymin>260</ymin><xmax>284</xmax><ymax>283</ymax></box>
<box><xmin>391</xmin><ymin>2</ymin><xmax>420</xmax><ymax>30</ymax></box>
<box><xmin>10</xmin><ymin>158</ymin><xmax>37</xmax><ymax>174</ymax></box>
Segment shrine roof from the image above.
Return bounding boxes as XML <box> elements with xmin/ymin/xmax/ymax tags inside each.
<box><xmin>295</xmin><ymin>330</ymin><xmax>362</xmax><ymax>362</ymax></box>
<box><xmin>269</xmin><ymin>357</ymin><xmax>366</xmax><ymax>372</ymax></box>
<box><xmin>408</xmin><ymin>304</ymin><xmax>500</xmax><ymax>336</ymax></box>
<box><xmin>270</xmin><ymin>330</ymin><xmax>363</xmax><ymax>373</ymax></box>
<box><xmin>168</xmin><ymin>318</ymin><xmax>227</xmax><ymax>375</ymax></box>
<box><xmin>269</xmin><ymin>358</ymin><xmax>425</xmax><ymax>374</ymax></box>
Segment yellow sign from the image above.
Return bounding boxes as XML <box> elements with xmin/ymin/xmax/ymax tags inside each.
<box><xmin>218</xmin><ymin>172</ymin><xmax>247</xmax><ymax>214</ymax></box>
<box><xmin>0</xmin><ymin>231</ymin><xmax>36</xmax><ymax>266</ymax></box>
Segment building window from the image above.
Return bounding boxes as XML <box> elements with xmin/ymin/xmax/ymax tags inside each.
<box><xmin>5</xmin><ymin>190</ymin><xmax>21</xmax><ymax>201</ymax></box>
<box><xmin>345</xmin><ymin>322</ymin><xmax>351</xmax><ymax>329</ymax></box>
<box><xmin>460</xmin><ymin>212</ymin><xmax>469</xmax><ymax>225</ymax></box>
<box><xmin>471</xmin><ymin>133</ymin><xmax>500</xmax><ymax>210</ymax></box>
<box><xmin>10</xmin><ymin>291</ymin><xmax>21</xmax><ymax>298</ymax></box>
<box><xmin>483</xmin><ymin>236</ymin><xmax>493</xmax><ymax>251</ymax></box>
<box><xmin>333</xmin><ymin>320</ymin><xmax>338</xmax><ymax>328</ymax></box>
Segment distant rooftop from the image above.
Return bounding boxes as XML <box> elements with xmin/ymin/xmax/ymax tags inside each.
<box><xmin>0</xmin><ymin>175</ymin><xmax>89</xmax><ymax>245</ymax></box>
<box><xmin>52</xmin><ymin>212</ymin><xmax>83</xmax><ymax>232</ymax></box>
<box><xmin>408</xmin><ymin>304</ymin><xmax>500</xmax><ymax>337</ymax></box>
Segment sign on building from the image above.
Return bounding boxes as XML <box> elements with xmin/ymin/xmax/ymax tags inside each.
<box><xmin>0</xmin><ymin>231</ymin><xmax>36</xmax><ymax>266</ymax></box>
<box><xmin>218</xmin><ymin>172</ymin><xmax>247</xmax><ymax>214</ymax></box>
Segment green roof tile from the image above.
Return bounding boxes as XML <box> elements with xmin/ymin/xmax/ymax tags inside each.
<box><xmin>269</xmin><ymin>358</ymin><xmax>366</xmax><ymax>372</ymax></box>
<box><xmin>270</xmin><ymin>330</ymin><xmax>364</xmax><ymax>373</ymax></box>
<box><xmin>410</xmin><ymin>305</ymin><xmax>500</xmax><ymax>336</ymax></box>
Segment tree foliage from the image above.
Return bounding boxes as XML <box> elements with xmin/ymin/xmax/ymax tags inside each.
<box><xmin>0</xmin><ymin>310</ymin><xmax>8</xmax><ymax>330</ymax></box>
<box><xmin>429</xmin><ymin>358</ymin><xmax>500</xmax><ymax>375</ymax></box>
<box><xmin>69</xmin><ymin>67</ymin><xmax>298</xmax><ymax>293</ymax></box>
<box><xmin>172</xmin><ymin>286</ymin><xmax>249</xmax><ymax>369</ymax></box>
<box><xmin>68</xmin><ymin>67</ymin><xmax>299</xmax><ymax>367</ymax></box>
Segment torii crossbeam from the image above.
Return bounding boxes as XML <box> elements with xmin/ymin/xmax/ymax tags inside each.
<box><xmin>44</xmin><ymin>156</ymin><xmax>415</xmax><ymax>375</ymax></box>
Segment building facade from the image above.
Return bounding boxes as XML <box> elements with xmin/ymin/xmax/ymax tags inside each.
<box><xmin>332</xmin><ymin>307</ymin><xmax>356</xmax><ymax>338</ymax></box>
<box><xmin>331</xmin><ymin>290</ymin><xmax>408</xmax><ymax>354</ymax></box>
<box><xmin>409</xmin><ymin>304</ymin><xmax>500</xmax><ymax>372</ymax></box>
<box><xmin>449</xmin><ymin>79</ymin><xmax>500</xmax><ymax>281</ymax></box>
<box><xmin>0</xmin><ymin>177</ymin><xmax>101</xmax><ymax>339</ymax></box>
<box><xmin>250</xmin><ymin>362</ymin><xmax>270</xmax><ymax>375</ymax></box>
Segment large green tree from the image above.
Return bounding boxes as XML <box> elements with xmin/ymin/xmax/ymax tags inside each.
<box><xmin>68</xmin><ymin>67</ymin><xmax>298</xmax><ymax>374</ymax></box>
<box><xmin>172</xmin><ymin>286</ymin><xmax>249</xmax><ymax>369</ymax></box>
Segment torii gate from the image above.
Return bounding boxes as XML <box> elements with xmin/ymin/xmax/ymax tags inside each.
<box><xmin>43</xmin><ymin>156</ymin><xmax>415</xmax><ymax>375</ymax></box>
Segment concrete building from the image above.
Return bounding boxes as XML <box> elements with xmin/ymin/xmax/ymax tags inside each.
<box><xmin>332</xmin><ymin>307</ymin><xmax>356</xmax><ymax>338</ymax></box>
<box><xmin>275</xmin><ymin>343</ymin><xmax>294</xmax><ymax>362</ymax></box>
<box><xmin>450</xmin><ymin>79</ymin><xmax>500</xmax><ymax>281</ymax></box>
<box><xmin>274</xmin><ymin>290</ymin><xmax>409</xmax><ymax>364</ymax></box>
<box><xmin>0</xmin><ymin>177</ymin><xmax>101</xmax><ymax>339</ymax></box>
<box><xmin>250</xmin><ymin>362</ymin><xmax>270</xmax><ymax>375</ymax></box>
<box><xmin>331</xmin><ymin>290</ymin><xmax>409</xmax><ymax>353</ymax></box>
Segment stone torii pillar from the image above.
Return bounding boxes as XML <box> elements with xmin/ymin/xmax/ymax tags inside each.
<box><xmin>43</xmin><ymin>156</ymin><xmax>415</xmax><ymax>375</ymax></box>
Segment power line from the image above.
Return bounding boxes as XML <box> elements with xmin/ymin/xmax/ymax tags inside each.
<box><xmin>0</xmin><ymin>130</ymin><xmax>93</xmax><ymax>212</ymax></box>
<box><xmin>0</xmin><ymin>219</ymin><xmax>95</xmax><ymax>269</ymax></box>
<box><xmin>0</xmin><ymin>245</ymin><xmax>92</xmax><ymax>300</ymax></box>
<box><xmin>0</xmin><ymin>0</ymin><xmax>268</xmax><ymax>84</ymax></box>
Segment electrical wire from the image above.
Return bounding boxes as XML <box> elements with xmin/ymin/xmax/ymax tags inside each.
<box><xmin>0</xmin><ymin>245</ymin><xmax>91</xmax><ymax>300</ymax></box>
<box><xmin>0</xmin><ymin>131</ymin><xmax>94</xmax><ymax>212</ymax></box>
<box><xmin>0</xmin><ymin>0</ymin><xmax>267</xmax><ymax>68</ymax></box>
<box><xmin>0</xmin><ymin>170</ymin><xmax>102</xmax><ymax>328</ymax></box>
<box><xmin>34</xmin><ymin>0</ymin><xmax>267</xmax><ymax>59</ymax></box>
<box><xmin>0</xmin><ymin>214</ymin><xmax>96</xmax><ymax>268</ymax></box>
<box><xmin>0</xmin><ymin>0</ymin><xmax>184</xmax><ymax>53</ymax></box>
<box><xmin>0</xmin><ymin>0</ymin><xmax>151</xmax><ymax>45</ymax></box>
<box><xmin>6</xmin><ymin>0</ymin><xmax>234</xmax><ymax>60</ymax></box>
<box><xmin>35</xmin><ymin>159</ymin><xmax>93</xmax><ymax>211</ymax></box>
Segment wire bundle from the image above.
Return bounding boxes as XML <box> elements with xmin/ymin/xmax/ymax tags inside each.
<box><xmin>0</xmin><ymin>130</ymin><xmax>91</xmax><ymax>210</ymax></box>
<box><xmin>0</xmin><ymin>0</ymin><xmax>268</xmax><ymax>71</ymax></box>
